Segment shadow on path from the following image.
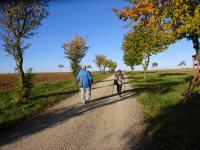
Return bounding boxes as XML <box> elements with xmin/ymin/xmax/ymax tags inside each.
<box><xmin>96</xmin><ymin>79</ymin><xmax>114</xmax><ymax>82</ymax></box>
<box><xmin>92</xmin><ymin>84</ymin><xmax>113</xmax><ymax>90</ymax></box>
<box><xmin>0</xmin><ymin>88</ymin><xmax>137</xmax><ymax>147</ymax></box>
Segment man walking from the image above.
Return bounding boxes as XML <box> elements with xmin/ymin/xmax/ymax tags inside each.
<box><xmin>115</xmin><ymin>69</ymin><xmax>125</xmax><ymax>96</ymax></box>
<box><xmin>77</xmin><ymin>66</ymin><xmax>93</xmax><ymax>104</ymax></box>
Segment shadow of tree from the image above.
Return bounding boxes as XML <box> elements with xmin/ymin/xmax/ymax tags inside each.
<box><xmin>159</xmin><ymin>73</ymin><xmax>188</xmax><ymax>77</ymax></box>
<box><xmin>92</xmin><ymin>84</ymin><xmax>113</xmax><ymax>89</ymax></box>
<box><xmin>30</xmin><ymin>89</ymin><xmax>79</xmax><ymax>100</ymax></box>
<box><xmin>134</xmin><ymin>81</ymin><xmax>181</xmax><ymax>94</ymax></box>
<box><xmin>130</xmin><ymin>93</ymin><xmax>200</xmax><ymax>150</ymax></box>
<box><xmin>0</xmin><ymin>88</ymin><xmax>137</xmax><ymax>147</ymax></box>
<box><xmin>124</xmin><ymin>71</ymin><xmax>200</xmax><ymax>149</ymax></box>
<box><xmin>96</xmin><ymin>79</ymin><xmax>114</xmax><ymax>82</ymax></box>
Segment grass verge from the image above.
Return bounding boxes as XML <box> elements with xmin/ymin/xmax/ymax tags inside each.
<box><xmin>128</xmin><ymin>70</ymin><xmax>200</xmax><ymax>150</ymax></box>
<box><xmin>0</xmin><ymin>72</ymin><xmax>112</xmax><ymax>130</ymax></box>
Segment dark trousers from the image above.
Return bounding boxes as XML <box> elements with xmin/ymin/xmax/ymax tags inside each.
<box><xmin>117</xmin><ymin>84</ymin><xmax>122</xmax><ymax>95</ymax></box>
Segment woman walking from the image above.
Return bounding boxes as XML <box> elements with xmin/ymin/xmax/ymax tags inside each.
<box><xmin>114</xmin><ymin>70</ymin><xmax>125</xmax><ymax>96</ymax></box>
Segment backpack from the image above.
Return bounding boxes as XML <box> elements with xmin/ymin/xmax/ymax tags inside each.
<box><xmin>114</xmin><ymin>72</ymin><xmax>121</xmax><ymax>85</ymax></box>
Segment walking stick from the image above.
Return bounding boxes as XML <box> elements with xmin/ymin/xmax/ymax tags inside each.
<box><xmin>112</xmin><ymin>84</ymin><xmax>114</xmax><ymax>95</ymax></box>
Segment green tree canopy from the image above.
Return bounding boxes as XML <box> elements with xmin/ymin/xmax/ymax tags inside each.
<box><xmin>122</xmin><ymin>26</ymin><xmax>170</xmax><ymax>79</ymax></box>
<box><xmin>178</xmin><ymin>61</ymin><xmax>186</xmax><ymax>67</ymax></box>
<box><xmin>107</xmin><ymin>59</ymin><xmax>117</xmax><ymax>72</ymax></box>
<box><xmin>152</xmin><ymin>62</ymin><xmax>158</xmax><ymax>70</ymax></box>
<box><xmin>94</xmin><ymin>54</ymin><xmax>106</xmax><ymax>73</ymax></box>
<box><xmin>58</xmin><ymin>64</ymin><xmax>65</xmax><ymax>68</ymax></box>
<box><xmin>87</xmin><ymin>65</ymin><xmax>92</xmax><ymax>69</ymax></box>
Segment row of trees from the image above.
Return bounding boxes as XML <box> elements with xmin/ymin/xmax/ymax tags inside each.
<box><xmin>0</xmin><ymin>1</ymin><xmax>116</xmax><ymax>102</ymax></box>
<box><xmin>94</xmin><ymin>54</ymin><xmax>117</xmax><ymax>74</ymax></box>
<box><xmin>63</xmin><ymin>35</ymin><xmax>117</xmax><ymax>75</ymax></box>
<box><xmin>131</xmin><ymin>61</ymin><xmax>186</xmax><ymax>71</ymax></box>
<box><xmin>114</xmin><ymin>0</ymin><xmax>200</xmax><ymax>101</ymax></box>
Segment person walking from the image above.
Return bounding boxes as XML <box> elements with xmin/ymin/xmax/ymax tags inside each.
<box><xmin>77</xmin><ymin>65</ymin><xmax>93</xmax><ymax>104</ymax></box>
<box><xmin>114</xmin><ymin>69</ymin><xmax>125</xmax><ymax>96</ymax></box>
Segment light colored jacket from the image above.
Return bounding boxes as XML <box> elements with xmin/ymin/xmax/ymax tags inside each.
<box><xmin>115</xmin><ymin>72</ymin><xmax>125</xmax><ymax>85</ymax></box>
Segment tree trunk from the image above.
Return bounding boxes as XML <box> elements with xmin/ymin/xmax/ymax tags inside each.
<box><xmin>144</xmin><ymin>68</ymin><xmax>147</xmax><ymax>80</ymax></box>
<box><xmin>181</xmin><ymin>78</ymin><xmax>199</xmax><ymax>103</ymax></box>
<box><xmin>192</xmin><ymin>34</ymin><xmax>200</xmax><ymax>60</ymax></box>
<box><xmin>16</xmin><ymin>51</ymin><xmax>26</xmax><ymax>100</ymax></box>
<box><xmin>15</xmin><ymin>44</ymin><xmax>25</xmax><ymax>88</ymax></box>
<box><xmin>142</xmin><ymin>64</ymin><xmax>147</xmax><ymax>80</ymax></box>
<box><xmin>142</xmin><ymin>56</ymin><xmax>150</xmax><ymax>80</ymax></box>
<box><xmin>181</xmin><ymin>35</ymin><xmax>200</xmax><ymax>102</ymax></box>
<box><xmin>103</xmin><ymin>66</ymin><xmax>106</xmax><ymax>74</ymax></box>
<box><xmin>130</xmin><ymin>66</ymin><xmax>134</xmax><ymax>71</ymax></box>
<box><xmin>18</xmin><ymin>59</ymin><xmax>25</xmax><ymax>88</ymax></box>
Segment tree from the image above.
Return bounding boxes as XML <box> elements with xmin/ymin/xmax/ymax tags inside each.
<box><xmin>0</xmin><ymin>0</ymin><xmax>49</xmax><ymax>100</ymax></box>
<box><xmin>94</xmin><ymin>54</ymin><xmax>106</xmax><ymax>74</ymax></box>
<box><xmin>107</xmin><ymin>59</ymin><xmax>117</xmax><ymax>72</ymax></box>
<box><xmin>122</xmin><ymin>26</ymin><xmax>170</xmax><ymax>79</ymax></box>
<box><xmin>107</xmin><ymin>59</ymin><xmax>113</xmax><ymax>72</ymax></box>
<box><xmin>58</xmin><ymin>64</ymin><xmax>65</xmax><ymax>72</ymax></box>
<box><xmin>27</xmin><ymin>67</ymin><xmax>33</xmax><ymax>73</ymax></box>
<box><xmin>123</xmin><ymin>50</ymin><xmax>141</xmax><ymax>71</ymax></box>
<box><xmin>130</xmin><ymin>66</ymin><xmax>134</xmax><ymax>71</ymax></box>
<box><xmin>87</xmin><ymin>65</ymin><xmax>92</xmax><ymax>69</ymax></box>
<box><xmin>101</xmin><ymin>56</ymin><xmax>109</xmax><ymax>74</ymax></box>
<box><xmin>114</xmin><ymin>1</ymin><xmax>199</xmax><ymax>55</ymax></box>
<box><xmin>14</xmin><ymin>67</ymin><xmax>18</xmax><ymax>73</ymax></box>
<box><xmin>94</xmin><ymin>54</ymin><xmax>116</xmax><ymax>73</ymax></box>
<box><xmin>63</xmin><ymin>35</ymin><xmax>89</xmax><ymax>76</ymax></box>
<box><xmin>114</xmin><ymin>0</ymin><xmax>200</xmax><ymax>100</ymax></box>
<box><xmin>111</xmin><ymin>61</ymin><xmax>117</xmax><ymax>72</ymax></box>
<box><xmin>177</xmin><ymin>61</ymin><xmax>186</xmax><ymax>69</ymax></box>
<box><xmin>152</xmin><ymin>62</ymin><xmax>158</xmax><ymax>70</ymax></box>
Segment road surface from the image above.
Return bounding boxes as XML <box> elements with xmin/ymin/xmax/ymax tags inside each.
<box><xmin>0</xmin><ymin>74</ymin><xmax>147</xmax><ymax>150</ymax></box>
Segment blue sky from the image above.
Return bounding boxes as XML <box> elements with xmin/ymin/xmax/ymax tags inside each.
<box><xmin>0</xmin><ymin>0</ymin><xmax>196</xmax><ymax>73</ymax></box>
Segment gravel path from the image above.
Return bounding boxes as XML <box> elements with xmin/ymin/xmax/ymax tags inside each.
<box><xmin>0</xmin><ymin>74</ymin><xmax>147</xmax><ymax>150</ymax></box>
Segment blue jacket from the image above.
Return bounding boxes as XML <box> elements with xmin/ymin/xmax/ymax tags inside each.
<box><xmin>77</xmin><ymin>69</ymin><xmax>93</xmax><ymax>88</ymax></box>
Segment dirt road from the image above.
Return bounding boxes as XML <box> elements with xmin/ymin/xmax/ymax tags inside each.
<box><xmin>0</xmin><ymin>74</ymin><xmax>147</xmax><ymax>150</ymax></box>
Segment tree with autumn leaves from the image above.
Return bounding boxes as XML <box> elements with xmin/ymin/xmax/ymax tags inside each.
<box><xmin>114</xmin><ymin>0</ymin><xmax>200</xmax><ymax>100</ymax></box>
<box><xmin>107</xmin><ymin>59</ymin><xmax>117</xmax><ymax>72</ymax></box>
<box><xmin>94</xmin><ymin>54</ymin><xmax>117</xmax><ymax>74</ymax></box>
<box><xmin>94</xmin><ymin>55</ymin><xmax>106</xmax><ymax>74</ymax></box>
<box><xmin>63</xmin><ymin>35</ymin><xmax>89</xmax><ymax>76</ymax></box>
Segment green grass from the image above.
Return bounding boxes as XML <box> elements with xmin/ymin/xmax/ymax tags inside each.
<box><xmin>128</xmin><ymin>70</ymin><xmax>200</xmax><ymax>150</ymax></box>
<box><xmin>0</xmin><ymin>72</ymin><xmax>112</xmax><ymax>130</ymax></box>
